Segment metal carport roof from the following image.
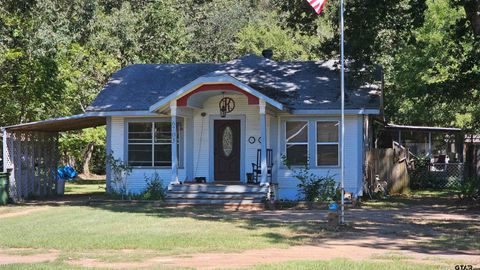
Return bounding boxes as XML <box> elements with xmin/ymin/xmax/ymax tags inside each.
<box><xmin>385</xmin><ymin>124</ymin><xmax>462</xmax><ymax>133</ymax></box>
<box><xmin>2</xmin><ymin>114</ymin><xmax>106</xmax><ymax>132</ymax></box>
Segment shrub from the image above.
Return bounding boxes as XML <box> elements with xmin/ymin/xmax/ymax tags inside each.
<box><xmin>110</xmin><ymin>172</ymin><xmax>166</xmax><ymax>201</ymax></box>
<box><xmin>297</xmin><ymin>173</ymin><xmax>338</xmax><ymax>202</ymax></box>
<box><xmin>107</xmin><ymin>153</ymin><xmax>132</xmax><ymax>199</ymax></box>
<box><xmin>410</xmin><ymin>155</ymin><xmax>444</xmax><ymax>189</ymax></box>
<box><xmin>282</xmin><ymin>155</ymin><xmax>338</xmax><ymax>202</ymax></box>
<box><xmin>452</xmin><ymin>177</ymin><xmax>479</xmax><ymax>202</ymax></box>
<box><xmin>139</xmin><ymin>172</ymin><xmax>166</xmax><ymax>201</ymax></box>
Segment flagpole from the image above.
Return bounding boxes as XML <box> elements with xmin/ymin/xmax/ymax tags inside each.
<box><xmin>340</xmin><ymin>0</ymin><xmax>345</xmax><ymax>225</ymax></box>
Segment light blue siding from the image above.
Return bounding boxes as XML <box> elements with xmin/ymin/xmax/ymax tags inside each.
<box><xmin>106</xmin><ymin>105</ymin><xmax>366</xmax><ymax>198</ymax></box>
<box><xmin>275</xmin><ymin>115</ymin><xmax>364</xmax><ymax>200</ymax></box>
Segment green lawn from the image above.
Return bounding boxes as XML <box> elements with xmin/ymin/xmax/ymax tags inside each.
<box><xmin>0</xmin><ymin>205</ymin><xmax>318</xmax><ymax>252</ymax></box>
<box><xmin>0</xmin><ymin>188</ymin><xmax>475</xmax><ymax>269</ymax></box>
<box><xmin>0</xmin><ymin>204</ymin><xmax>332</xmax><ymax>269</ymax></box>
<box><xmin>64</xmin><ymin>180</ymin><xmax>106</xmax><ymax>195</ymax></box>
<box><xmin>247</xmin><ymin>259</ymin><xmax>449</xmax><ymax>270</ymax></box>
<box><xmin>361</xmin><ymin>189</ymin><xmax>458</xmax><ymax>209</ymax></box>
<box><xmin>0</xmin><ymin>258</ymin><xmax>450</xmax><ymax>270</ymax></box>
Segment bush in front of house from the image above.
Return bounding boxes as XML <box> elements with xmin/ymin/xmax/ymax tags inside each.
<box><xmin>109</xmin><ymin>158</ymin><xmax>166</xmax><ymax>201</ymax></box>
<box><xmin>123</xmin><ymin>172</ymin><xmax>166</xmax><ymax>201</ymax></box>
<box><xmin>107</xmin><ymin>153</ymin><xmax>132</xmax><ymax>199</ymax></box>
<box><xmin>282</xmin><ymin>155</ymin><xmax>338</xmax><ymax>203</ymax></box>
<box><xmin>138</xmin><ymin>172</ymin><xmax>166</xmax><ymax>201</ymax></box>
<box><xmin>296</xmin><ymin>170</ymin><xmax>338</xmax><ymax>203</ymax></box>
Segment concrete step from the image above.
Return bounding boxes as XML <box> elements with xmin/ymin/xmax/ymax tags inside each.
<box><xmin>164</xmin><ymin>198</ymin><xmax>263</xmax><ymax>205</ymax></box>
<box><xmin>165</xmin><ymin>202</ymin><xmax>265</xmax><ymax>210</ymax></box>
<box><xmin>166</xmin><ymin>193</ymin><xmax>265</xmax><ymax>200</ymax></box>
<box><xmin>170</xmin><ymin>184</ymin><xmax>268</xmax><ymax>193</ymax></box>
<box><xmin>168</xmin><ymin>190</ymin><xmax>266</xmax><ymax>195</ymax></box>
<box><xmin>166</xmin><ymin>184</ymin><xmax>268</xmax><ymax>210</ymax></box>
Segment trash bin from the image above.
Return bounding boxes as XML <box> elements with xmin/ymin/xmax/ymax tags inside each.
<box><xmin>0</xmin><ymin>172</ymin><xmax>9</xmax><ymax>205</ymax></box>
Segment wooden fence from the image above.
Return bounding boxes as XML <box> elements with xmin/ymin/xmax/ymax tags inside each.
<box><xmin>4</xmin><ymin>131</ymin><xmax>59</xmax><ymax>201</ymax></box>
<box><xmin>365</xmin><ymin>148</ymin><xmax>410</xmax><ymax>194</ymax></box>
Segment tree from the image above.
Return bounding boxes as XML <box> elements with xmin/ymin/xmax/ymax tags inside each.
<box><xmin>236</xmin><ymin>12</ymin><xmax>329</xmax><ymax>61</ymax></box>
<box><xmin>186</xmin><ymin>0</ymin><xmax>255</xmax><ymax>62</ymax></box>
<box><xmin>454</xmin><ymin>0</ymin><xmax>480</xmax><ymax>36</ymax></box>
<box><xmin>59</xmin><ymin>127</ymin><xmax>106</xmax><ymax>175</ymax></box>
<box><xmin>386</xmin><ymin>0</ymin><xmax>479</xmax><ymax>131</ymax></box>
<box><xmin>1</xmin><ymin>0</ymin><xmax>479</xmax><ymax>176</ymax></box>
<box><xmin>0</xmin><ymin>0</ymin><xmax>65</xmax><ymax>124</ymax></box>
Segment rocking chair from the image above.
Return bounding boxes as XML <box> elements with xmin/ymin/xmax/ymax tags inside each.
<box><xmin>251</xmin><ymin>149</ymin><xmax>273</xmax><ymax>184</ymax></box>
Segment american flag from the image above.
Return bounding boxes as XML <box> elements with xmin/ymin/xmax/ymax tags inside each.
<box><xmin>307</xmin><ymin>0</ymin><xmax>327</xmax><ymax>14</ymax></box>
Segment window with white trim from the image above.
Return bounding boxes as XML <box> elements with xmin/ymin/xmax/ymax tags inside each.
<box><xmin>127</xmin><ymin>121</ymin><xmax>182</xmax><ymax>167</ymax></box>
<box><xmin>285</xmin><ymin>121</ymin><xmax>309</xmax><ymax>166</ymax></box>
<box><xmin>316</xmin><ymin>121</ymin><xmax>339</xmax><ymax>166</ymax></box>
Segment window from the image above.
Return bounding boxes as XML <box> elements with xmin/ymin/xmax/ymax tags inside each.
<box><xmin>285</xmin><ymin>121</ymin><xmax>308</xmax><ymax>166</ymax></box>
<box><xmin>316</xmin><ymin>121</ymin><xmax>339</xmax><ymax>166</ymax></box>
<box><xmin>127</xmin><ymin>121</ymin><xmax>182</xmax><ymax>167</ymax></box>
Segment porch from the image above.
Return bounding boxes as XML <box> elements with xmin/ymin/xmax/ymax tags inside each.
<box><xmin>385</xmin><ymin>124</ymin><xmax>465</xmax><ymax>188</ymax></box>
<box><xmin>120</xmin><ymin>76</ymin><xmax>285</xmax><ymax>192</ymax></box>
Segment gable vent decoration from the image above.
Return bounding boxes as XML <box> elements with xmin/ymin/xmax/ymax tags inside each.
<box><xmin>219</xmin><ymin>92</ymin><xmax>235</xmax><ymax>118</ymax></box>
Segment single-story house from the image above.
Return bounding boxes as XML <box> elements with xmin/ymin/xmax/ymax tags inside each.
<box><xmin>2</xmin><ymin>53</ymin><xmax>382</xmax><ymax>202</ymax></box>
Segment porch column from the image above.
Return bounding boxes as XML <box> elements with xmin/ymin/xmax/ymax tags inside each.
<box><xmin>259</xmin><ymin>99</ymin><xmax>268</xmax><ymax>186</ymax></box>
<box><xmin>170</xmin><ymin>102</ymin><xmax>179</xmax><ymax>185</ymax></box>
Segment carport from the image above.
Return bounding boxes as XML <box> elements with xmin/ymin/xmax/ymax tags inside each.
<box><xmin>2</xmin><ymin>114</ymin><xmax>106</xmax><ymax>201</ymax></box>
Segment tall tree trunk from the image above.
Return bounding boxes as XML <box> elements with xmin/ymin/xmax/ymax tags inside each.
<box><xmin>464</xmin><ymin>0</ymin><xmax>480</xmax><ymax>36</ymax></box>
<box><xmin>82</xmin><ymin>142</ymin><xmax>95</xmax><ymax>176</ymax></box>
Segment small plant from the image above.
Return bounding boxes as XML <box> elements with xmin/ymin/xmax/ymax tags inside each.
<box><xmin>107</xmin><ymin>153</ymin><xmax>132</xmax><ymax>199</ymax></box>
<box><xmin>410</xmin><ymin>155</ymin><xmax>442</xmax><ymax>189</ymax></box>
<box><xmin>282</xmin><ymin>155</ymin><xmax>338</xmax><ymax>203</ymax></box>
<box><xmin>452</xmin><ymin>177</ymin><xmax>479</xmax><ymax>202</ymax></box>
<box><xmin>140</xmin><ymin>172</ymin><xmax>166</xmax><ymax>201</ymax></box>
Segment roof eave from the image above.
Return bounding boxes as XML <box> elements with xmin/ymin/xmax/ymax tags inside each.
<box><xmin>148</xmin><ymin>75</ymin><xmax>285</xmax><ymax>112</ymax></box>
<box><xmin>290</xmin><ymin>108</ymin><xmax>380</xmax><ymax>115</ymax></box>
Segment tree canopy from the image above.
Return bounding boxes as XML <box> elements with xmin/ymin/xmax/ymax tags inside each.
<box><xmin>0</xmin><ymin>0</ymin><xmax>479</xmax><ymax>173</ymax></box>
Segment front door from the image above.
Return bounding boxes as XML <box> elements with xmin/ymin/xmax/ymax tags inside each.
<box><xmin>214</xmin><ymin>120</ymin><xmax>241</xmax><ymax>182</ymax></box>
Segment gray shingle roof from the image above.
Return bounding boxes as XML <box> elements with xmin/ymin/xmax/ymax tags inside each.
<box><xmin>87</xmin><ymin>54</ymin><xmax>381</xmax><ymax>112</ymax></box>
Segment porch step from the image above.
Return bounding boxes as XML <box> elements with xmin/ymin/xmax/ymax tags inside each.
<box><xmin>165</xmin><ymin>184</ymin><xmax>268</xmax><ymax>210</ymax></box>
<box><xmin>166</xmin><ymin>193</ymin><xmax>261</xmax><ymax>200</ymax></box>
<box><xmin>165</xmin><ymin>198</ymin><xmax>262</xmax><ymax>204</ymax></box>
<box><xmin>170</xmin><ymin>184</ymin><xmax>268</xmax><ymax>193</ymax></box>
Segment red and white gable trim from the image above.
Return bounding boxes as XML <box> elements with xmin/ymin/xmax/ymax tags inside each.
<box><xmin>148</xmin><ymin>75</ymin><xmax>284</xmax><ymax>113</ymax></box>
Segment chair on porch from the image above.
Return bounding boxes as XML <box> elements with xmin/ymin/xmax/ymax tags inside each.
<box><xmin>251</xmin><ymin>149</ymin><xmax>273</xmax><ymax>184</ymax></box>
<box><xmin>433</xmin><ymin>154</ymin><xmax>447</xmax><ymax>171</ymax></box>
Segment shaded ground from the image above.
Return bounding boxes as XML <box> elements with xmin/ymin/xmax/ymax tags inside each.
<box><xmin>0</xmin><ymin>189</ymin><xmax>478</xmax><ymax>269</ymax></box>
